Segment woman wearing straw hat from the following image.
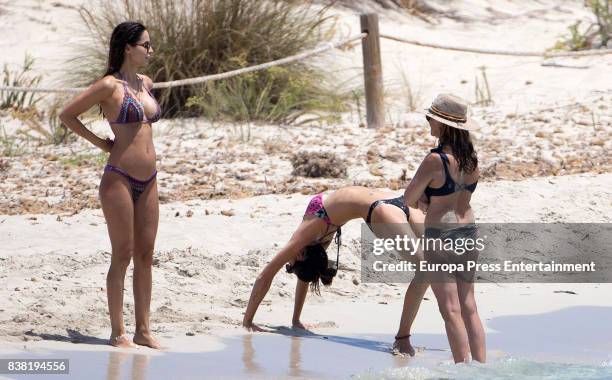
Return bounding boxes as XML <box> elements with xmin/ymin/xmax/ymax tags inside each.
<box><xmin>60</xmin><ymin>22</ymin><xmax>161</xmax><ymax>349</ymax></box>
<box><xmin>399</xmin><ymin>93</ymin><xmax>486</xmax><ymax>363</ymax></box>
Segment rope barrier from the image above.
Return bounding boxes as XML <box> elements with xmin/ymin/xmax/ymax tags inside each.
<box><xmin>154</xmin><ymin>33</ymin><xmax>367</xmax><ymax>89</ymax></box>
<box><xmin>2</xmin><ymin>30</ymin><xmax>607</xmax><ymax>95</ymax></box>
<box><xmin>0</xmin><ymin>86</ymin><xmax>83</xmax><ymax>94</ymax></box>
<box><xmin>380</xmin><ymin>33</ymin><xmax>612</xmax><ymax>57</ymax></box>
<box><xmin>0</xmin><ymin>33</ymin><xmax>366</xmax><ymax>94</ymax></box>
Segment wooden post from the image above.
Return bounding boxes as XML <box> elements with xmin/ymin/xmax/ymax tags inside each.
<box><xmin>360</xmin><ymin>13</ymin><xmax>384</xmax><ymax>129</ymax></box>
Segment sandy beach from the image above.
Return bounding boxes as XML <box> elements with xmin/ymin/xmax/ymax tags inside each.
<box><xmin>1</xmin><ymin>173</ymin><xmax>611</xmax><ymax>379</ymax></box>
<box><xmin>1</xmin><ymin>0</ymin><xmax>611</xmax><ymax>379</ymax></box>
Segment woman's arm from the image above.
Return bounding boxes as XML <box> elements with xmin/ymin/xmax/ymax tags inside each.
<box><xmin>243</xmin><ymin>239</ymin><xmax>303</xmax><ymax>331</ymax></box>
<box><xmin>243</xmin><ymin>218</ymin><xmax>324</xmax><ymax>331</ymax></box>
<box><xmin>404</xmin><ymin>154</ymin><xmax>437</xmax><ymax>208</ymax></box>
<box><xmin>291</xmin><ymin>279</ymin><xmax>309</xmax><ymax>329</ymax></box>
<box><xmin>290</xmin><ymin>231</ymin><xmax>333</xmax><ymax>329</ymax></box>
<box><xmin>59</xmin><ymin>77</ymin><xmax>116</xmax><ymax>152</ymax></box>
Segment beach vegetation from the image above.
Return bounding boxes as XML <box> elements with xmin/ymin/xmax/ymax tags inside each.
<box><xmin>73</xmin><ymin>0</ymin><xmax>351</xmax><ymax>124</ymax></box>
<box><xmin>0</xmin><ymin>126</ymin><xmax>26</xmax><ymax>157</ymax></box>
<box><xmin>1</xmin><ymin>55</ymin><xmax>76</xmax><ymax>146</ymax></box>
<box><xmin>399</xmin><ymin>0</ymin><xmax>438</xmax><ymax>20</ymax></box>
<box><xmin>397</xmin><ymin>69</ymin><xmax>423</xmax><ymax>112</ymax></box>
<box><xmin>0</xmin><ymin>54</ymin><xmax>42</xmax><ymax>112</ymax></box>
<box><xmin>59</xmin><ymin>152</ymin><xmax>108</xmax><ymax>167</ymax></box>
<box><xmin>474</xmin><ymin>66</ymin><xmax>493</xmax><ymax>107</ymax></box>
<box><xmin>349</xmin><ymin>87</ymin><xmax>366</xmax><ymax>127</ymax></box>
<box><xmin>290</xmin><ymin>151</ymin><xmax>348</xmax><ymax>178</ymax></box>
<box><xmin>553</xmin><ymin>0</ymin><xmax>611</xmax><ymax>51</ymax></box>
<box><xmin>9</xmin><ymin>97</ymin><xmax>75</xmax><ymax>146</ymax></box>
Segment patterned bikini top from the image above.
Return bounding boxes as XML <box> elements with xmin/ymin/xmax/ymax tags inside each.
<box><xmin>109</xmin><ymin>73</ymin><xmax>161</xmax><ymax>125</ymax></box>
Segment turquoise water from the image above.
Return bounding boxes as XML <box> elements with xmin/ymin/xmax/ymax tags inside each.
<box><xmin>354</xmin><ymin>357</ymin><xmax>612</xmax><ymax>380</ymax></box>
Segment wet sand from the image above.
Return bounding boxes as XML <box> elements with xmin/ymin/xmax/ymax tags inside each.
<box><xmin>2</xmin><ymin>314</ymin><xmax>612</xmax><ymax>380</ymax></box>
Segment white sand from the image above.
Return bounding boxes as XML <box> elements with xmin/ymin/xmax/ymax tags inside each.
<box><xmin>0</xmin><ymin>1</ymin><xmax>610</xmax><ymax>215</ymax></box>
<box><xmin>1</xmin><ymin>173</ymin><xmax>611</xmax><ymax>359</ymax></box>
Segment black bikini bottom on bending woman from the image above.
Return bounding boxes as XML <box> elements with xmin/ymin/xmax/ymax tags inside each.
<box><xmin>366</xmin><ymin>196</ymin><xmax>410</xmax><ymax>225</ymax></box>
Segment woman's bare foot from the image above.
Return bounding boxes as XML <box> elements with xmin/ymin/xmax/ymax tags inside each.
<box><xmin>291</xmin><ymin>320</ymin><xmax>313</xmax><ymax>330</ymax></box>
<box><xmin>133</xmin><ymin>332</ymin><xmax>161</xmax><ymax>349</ymax></box>
<box><xmin>242</xmin><ymin>322</ymin><xmax>271</xmax><ymax>333</ymax></box>
<box><xmin>392</xmin><ymin>336</ymin><xmax>415</xmax><ymax>356</ymax></box>
<box><xmin>110</xmin><ymin>334</ymin><xmax>137</xmax><ymax>348</ymax></box>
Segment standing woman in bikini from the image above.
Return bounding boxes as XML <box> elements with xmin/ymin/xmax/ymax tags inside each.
<box><xmin>60</xmin><ymin>22</ymin><xmax>161</xmax><ymax>348</ymax></box>
<box><xmin>402</xmin><ymin>94</ymin><xmax>485</xmax><ymax>363</ymax></box>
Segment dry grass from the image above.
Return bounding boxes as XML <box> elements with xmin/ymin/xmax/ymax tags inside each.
<box><xmin>398</xmin><ymin>69</ymin><xmax>423</xmax><ymax>112</ymax></box>
<box><xmin>290</xmin><ymin>151</ymin><xmax>348</xmax><ymax>178</ymax></box>
<box><xmin>474</xmin><ymin>66</ymin><xmax>493</xmax><ymax>107</ymax></box>
<box><xmin>0</xmin><ymin>55</ymin><xmax>76</xmax><ymax>146</ymax></box>
<box><xmin>1</xmin><ymin>54</ymin><xmax>42</xmax><ymax>112</ymax></box>
<box><xmin>71</xmin><ymin>0</ymin><xmax>350</xmax><ymax>124</ymax></box>
<box><xmin>0</xmin><ymin>126</ymin><xmax>26</xmax><ymax>157</ymax></box>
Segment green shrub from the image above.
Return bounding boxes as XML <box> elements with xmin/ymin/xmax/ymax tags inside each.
<box><xmin>553</xmin><ymin>21</ymin><xmax>593</xmax><ymax>51</ymax></box>
<box><xmin>0</xmin><ymin>55</ymin><xmax>76</xmax><ymax>146</ymax></box>
<box><xmin>73</xmin><ymin>0</ymin><xmax>350</xmax><ymax>123</ymax></box>
<box><xmin>588</xmin><ymin>0</ymin><xmax>611</xmax><ymax>47</ymax></box>
<box><xmin>44</xmin><ymin>97</ymin><xmax>75</xmax><ymax>145</ymax></box>
<box><xmin>1</xmin><ymin>54</ymin><xmax>42</xmax><ymax>111</ymax></box>
<box><xmin>0</xmin><ymin>126</ymin><xmax>26</xmax><ymax>157</ymax></box>
<box><xmin>553</xmin><ymin>0</ymin><xmax>611</xmax><ymax>51</ymax></box>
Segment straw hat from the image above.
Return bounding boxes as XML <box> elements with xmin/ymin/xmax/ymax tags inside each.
<box><xmin>424</xmin><ymin>94</ymin><xmax>479</xmax><ymax>131</ymax></box>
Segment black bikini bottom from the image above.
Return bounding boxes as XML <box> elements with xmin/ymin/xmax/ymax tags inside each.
<box><xmin>104</xmin><ymin>164</ymin><xmax>157</xmax><ymax>203</ymax></box>
<box><xmin>366</xmin><ymin>196</ymin><xmax>410</xmax><ymax>225</ymax></box>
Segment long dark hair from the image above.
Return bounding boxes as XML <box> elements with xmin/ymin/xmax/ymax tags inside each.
<box><xmin>290</xmin><ymin>244</ymin><xmax>335</xmax><ymax>295</ymax></box>
<box><xmin>438</xmin><ymin>124</ymin><xmax>478</xmax><ymax>174</ymax></box>
<box><xmin>103</xmin><ymin>21</ymin><xmax>147</xmax><ymax>78</ymax></box>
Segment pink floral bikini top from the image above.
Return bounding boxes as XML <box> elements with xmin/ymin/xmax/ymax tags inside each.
<box><xmin>109</xmin><ymin>73</ymin><xmax>161</xmax><ymax>125</ymax></box>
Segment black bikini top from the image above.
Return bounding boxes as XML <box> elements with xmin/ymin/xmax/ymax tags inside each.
<box><xmin>424</xmin><ymin>147</ymin><xmax>478</xmax><ymax>201</ymax></box>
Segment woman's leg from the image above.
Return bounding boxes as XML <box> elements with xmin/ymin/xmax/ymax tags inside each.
<box><xmin>99</xmin><ymin>171</ymin><xmax>135</xmax><ymax>347</ymax></box>
<box><xmin>132</xmin><ymin>179</ymin><xmax>160</xmax><ymax>349</ymax></box>
<box><xmin>457</xmin><ymin>281</ymin><xmax>486</xmax><ymax>362</ymax></box>
<box><xmin>369</xmin><ymin>205</ymin><xmax>428</xmax><ymax>355</ymax></box>
<box><xmin>431</xmin><ymin>281</ymin><xmax>471</xmax><ymax>363</ymax></box>
<box><xmin>394</xmin><ymin>278</ymin><xmax>428</xmax><ymax>355</ymax></box>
